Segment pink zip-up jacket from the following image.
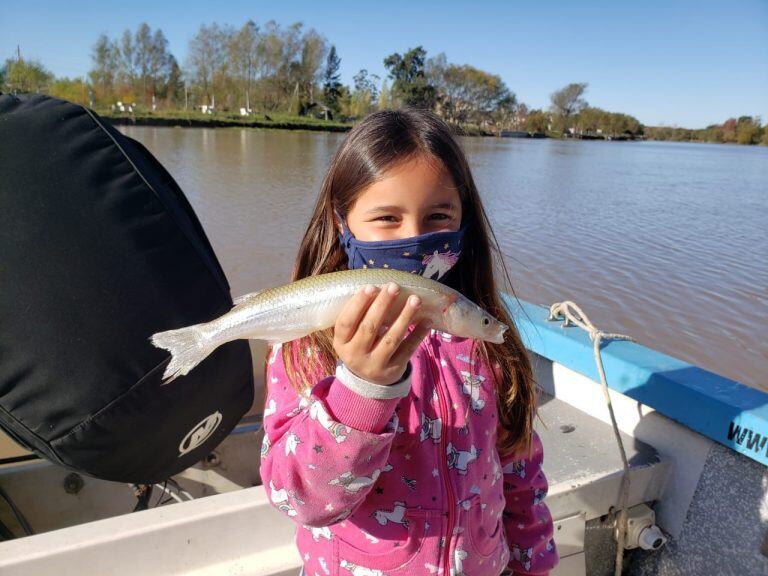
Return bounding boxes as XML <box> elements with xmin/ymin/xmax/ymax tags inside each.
<box><xmin>259</xmin><ymin>328</ymin><xmax>559</xmax><ymax>576</ymax></box>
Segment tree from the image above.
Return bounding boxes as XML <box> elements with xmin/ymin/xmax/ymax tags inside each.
<box><xmin>722</xmin><ymin>118</ymin><xmax>738</xmax><ymax>142</ymax></box>
<box><xmin>426</xmin><ymin>53</ymin><xmax>516</xmax><ymax>127</ymax></box>
<box><xmin>275</xmin><ymin>22</ymin><xmax>304</xmax><ymax>113</ymax></box>
<box><xmin>526</xmin><ymin>109</ymin><xmax>549</xmax><ymax>133</ymax></box>
<box><xmin>134</xmin><ymin>23</ymin><xmax>153</xmax><ymax>101</ymax></box>
<box><xmin>166</xmin><ymin>55</ymin><xmax>185</xmax><ymax>107</ymax></box>
<box><xmin>2</xmin><ymin>56</ymin><xmax>53</xmax><ymax>93</ymax></box>
<box><xmin>551</xmin><ymin>82</ymin><xmax>588</xmax><ymax>116</ymax></box>
<box><xmin>257</xmin><ymin>20</ymin><xmax>286</xmax><ymax>110</ymax></box>
<box><xmin>89</xmin><ymin>34</ymin><xmax>120</xmax><ymax>103</ymax></box>
<box><xmin>230</xmin><ymin>20</ymin><xmax>260</xmax><ymax>111</ymax></box>
<box><xmin>120</xmin><ymin>29</ymin><xmax>136</xmax><ymax>89</ymax></box>
<box><xmin>322</xmin><ymin>45</ymin><xmax>342</xmax><ymax>117</ymax></box>
<box><xmin>187</xmin><ymin>22</ymin><xmax>231</xmax><ymax>109</ymax></box>
<box><xmin>550</xmin><ymin>82</ymin><xmax>588</xmax><ymax>132</ymax></box>
<box><xmin>378</xmin><ymin>78</ymin><xmax>391</xmax><ymax>110</ymax></box>
<box><xmin>48</xmin><ymin>77</ymin><xmax>90</xmax><ymax>105</ymax></box>
<box><xmin>88</xmin><ymin>25</ymin><xmax>176</xmax><ymax>107</ymax></box>
<box><xmin>383</xmin><ymin>46</ymin><xmax>436</xmax><ymax>109</ymax></box>
<box><xmin>350</xmin><ymin>69</ymin><xmax>380</xmax><ymax>117</ymax></box>
<box><xmin>736</xmin><ymin>116</ymin><xmax>761</xmax><ymax>145</ymax></box>
<box><xmin>147</xmin><ymin>28</ymin><xmax>171</xmax><ymax>104</ymax></box>
<box><xmin>297</xmin><ymin>28</ymin><xmax>328</xmax><ymax>113</ymax></box>
<box><xmin>512</xmin><ymin>102</ymin><xmax>529</xmax><ymax>130</ymax></box>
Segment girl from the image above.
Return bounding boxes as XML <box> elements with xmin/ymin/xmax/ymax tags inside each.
<box><xmin>259</xmin><ymin>108</ymin><xmax>559</xmax><ymax>576</ymax></box>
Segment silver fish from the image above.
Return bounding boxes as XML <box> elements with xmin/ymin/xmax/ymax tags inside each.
<box><xmin>150</xmin><ymin>268</ymin><xmax>508</xmax><ymax>383</ymax></box>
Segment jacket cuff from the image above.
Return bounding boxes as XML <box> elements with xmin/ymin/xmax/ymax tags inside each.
<box><xmin>323</xmin><ymin>363</ymin><xmax>411</xmax><ymax>434</ymax></box>
<box><xmin>335</xmin><ymin>361</ymin><xmax>412</xmax><ymax>399</ymax></box>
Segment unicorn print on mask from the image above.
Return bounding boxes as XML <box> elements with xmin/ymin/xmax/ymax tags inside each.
<box><xmin>422</xmin><ymin>247</ymin><xmax>461</xmax><ymax>280</ymax></box>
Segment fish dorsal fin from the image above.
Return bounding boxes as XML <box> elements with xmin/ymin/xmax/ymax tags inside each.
<box><xmin>231</xmin><ymin>290</ymin><xmax>265</xmax><ymax>309</ymax></box>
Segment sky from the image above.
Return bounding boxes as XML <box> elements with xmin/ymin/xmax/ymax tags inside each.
<box><xmin>1</xmin><ymin>0</ymin><xmax>766</xmax><ymax>128</ymax></box>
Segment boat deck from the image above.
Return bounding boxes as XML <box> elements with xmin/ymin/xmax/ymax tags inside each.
<box><xmin>0</xmin><ymin>394</ymin><xmax>668</xmax><ymax>576</ymax></box>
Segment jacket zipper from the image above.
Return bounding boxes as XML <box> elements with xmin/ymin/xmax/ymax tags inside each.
<box><xmin>424</xmin><ymin>336</ymin><xmax>455</xmax><ymax>575</ymax></box>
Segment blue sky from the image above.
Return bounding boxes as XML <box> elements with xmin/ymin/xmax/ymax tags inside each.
<box><xmin>1</xmin><ymin>0</ymin><xmax>766</xmax><ymax>128</ymax></box>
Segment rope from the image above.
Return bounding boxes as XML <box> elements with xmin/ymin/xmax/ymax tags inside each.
<box><xmin>547</xmin><ymin>301</ymin><xmax>635</xmax><ymax>576</ymax></box>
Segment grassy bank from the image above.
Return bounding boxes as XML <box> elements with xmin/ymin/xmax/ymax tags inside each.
<box><xmin>98</xmin><ymin>109</ymin><xmax>512</xmax><ymax>136</ymax></box>
<box><xmin>101</xmin><ymin>110</ymin><xmax>353</xmax><ymax>132</ymax></box>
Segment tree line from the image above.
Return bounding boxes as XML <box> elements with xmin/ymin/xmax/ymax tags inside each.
<box><xmin>645</xmin><ymin>116</ymin><xmax>767</xmax><ymax>145</ymax></box>
<box><xmin>1</xmin><ymin>20</ymin><xmax>766</xmax><ymax>144</ymax></box>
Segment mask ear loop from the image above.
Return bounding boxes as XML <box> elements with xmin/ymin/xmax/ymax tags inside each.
<box><xmin>334</xmin><ymin>208</ymin><xmax>358</xmax><ymax>270</ymax></box>
<box><xmin>333</xmin><ymin>208</ymin><xmax>349</xmax><ymax>235</ymax></box>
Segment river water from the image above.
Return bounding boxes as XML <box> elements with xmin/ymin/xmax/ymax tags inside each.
<box><xmin>118</xmin><ymin>126</ymin><xmax>767</xmax><ymax>391</ymax></box>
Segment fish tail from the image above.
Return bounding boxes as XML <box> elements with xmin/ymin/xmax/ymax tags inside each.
<box><xmin>150</xmin><ymin>323</ymin><xmax>217</xmax><ymax>384</ymax></box>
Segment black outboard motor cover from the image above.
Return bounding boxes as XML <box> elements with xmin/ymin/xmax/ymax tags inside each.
<box><xmin>0</xmin><ymin>93</ymin><xmax>254</xmax><ymax>484</ymax></box>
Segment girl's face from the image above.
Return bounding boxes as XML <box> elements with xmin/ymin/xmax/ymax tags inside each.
<box><xmin>341</xmin><ymin>154</ymin><xmax>463</xmax><ymax>241</ymax></box>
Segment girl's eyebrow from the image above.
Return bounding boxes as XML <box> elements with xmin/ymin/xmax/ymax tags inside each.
<box><xmin>365</xmin><ymin>202</ymin><xmax>456</xmax><ymax>215</ymax></box>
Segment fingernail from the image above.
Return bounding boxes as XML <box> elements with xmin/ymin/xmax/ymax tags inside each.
<box><xmin>387</xmin><ymin>282</ymin><xmax>399</xmax><ymax>295</ymax></box>
<box><xmin>364</xmin><ymin>284</ymin><xmax>376</xmax><ymax>295</ymax></box>
<box><xmin>409</xmin><ymin>295</ymin><xmax>421</xmax><ymax>307</ymax></box>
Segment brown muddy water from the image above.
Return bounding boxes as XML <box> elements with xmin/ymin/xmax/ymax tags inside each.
<box><xmin>118</xmin><ymin>126</ymin><xmax>767</xmax><ymax>391</ymax></box>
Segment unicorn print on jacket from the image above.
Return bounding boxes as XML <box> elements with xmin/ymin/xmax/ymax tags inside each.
<box><xmin>459</xmin><ymin>371</ymin><xmax>486</xmax><ymax>413</ymax></box>
<box><xmin>329</xmin><ymin>469</ymin><xmax>382</xmax><ymax>494</ymax></box>
<box><xmin>445</xmin><ymin>443</ymin><xmax>479</xmax><ymax>475</ymax></box>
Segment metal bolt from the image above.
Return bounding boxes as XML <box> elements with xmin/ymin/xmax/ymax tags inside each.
<box><xmin>203</xmin><ymin>451</ymin><xmax>220</xmax><ymax>468</ymax></box>
<box><xmin>63</xmin><ymin>473</ymin><xmax>84</xmax><ymax>494</ymax></box>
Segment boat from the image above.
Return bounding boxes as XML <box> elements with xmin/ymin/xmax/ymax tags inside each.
<box><xmin>1</xmin><ymin>296</ymin><xmax>765</xmax><ymax>576</ymax></box>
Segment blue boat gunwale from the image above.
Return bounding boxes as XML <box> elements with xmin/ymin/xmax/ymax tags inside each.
<box><xmin>501</xmin><ymin>294</ymin><xmax>768</xmax><ymax>467</ymax></box>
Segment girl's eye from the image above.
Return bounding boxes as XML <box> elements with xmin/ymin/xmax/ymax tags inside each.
<box><xmin>372</xmin><ymin>214</ymin><xmax>450</xmax><ymax>222</ymax></box>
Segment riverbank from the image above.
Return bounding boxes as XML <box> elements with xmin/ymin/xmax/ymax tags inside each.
<box><xmin>100</xmin><ymin>110</ymin><xmax>511</xmax><ymax>137</ymax></box>
<box><xmin>100</xmin><ymin>112</ymin><xmax>640</xmax><ymax>140</ymax></box>
<box><xmin>103</xmin><ymin>111</ymin><xmax>766</xmax><ymax>145</ymax></box>
<box><xmin>101</xmin><ymin>110</ymin><xmax>353</xmax><ymax>132</ymax></box>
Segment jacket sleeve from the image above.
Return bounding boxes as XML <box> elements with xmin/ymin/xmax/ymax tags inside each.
<box><xmin>500</xmin><ymin>429</ymin><xmax>559</xmax><ymax>576</ymax></box>
<box><xmin>258</xmin><ymin>342</ymin><xmax>409</xmax><ymax>528</ymax></box>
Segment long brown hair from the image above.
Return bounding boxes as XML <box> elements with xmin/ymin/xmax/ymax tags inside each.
<box><xmin>272</xmin><ymin>108</ymin><xmax>540</xmax><ymax>459</ymax></box>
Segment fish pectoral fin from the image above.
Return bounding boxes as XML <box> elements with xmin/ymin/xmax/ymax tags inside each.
<box><xmin>264</xmin><ymin>334</ymin><xmax>304</xmax><ymax>346</ymax></box>
<box><xmin>231</xmin><ymin>290</ymin><xmax>265</xmax><ymax>309</ymax></box>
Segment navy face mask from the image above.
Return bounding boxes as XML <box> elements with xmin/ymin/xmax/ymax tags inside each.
<box><xmin>336</xmin><ymin>210</ymin><xmax>467</xmax><ymax>283</ymax></box>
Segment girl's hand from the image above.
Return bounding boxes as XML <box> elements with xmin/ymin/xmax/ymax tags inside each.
<box><xmin>333</xmin><ymin>282</ymin><xmax>433</xmax><ymax>386</ymax></box>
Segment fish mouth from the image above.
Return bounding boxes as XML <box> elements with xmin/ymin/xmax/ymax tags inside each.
<box><xmin>490</xmin><ymin>324</ymin><xmax>509</xmax><ymax>344</ymax></box>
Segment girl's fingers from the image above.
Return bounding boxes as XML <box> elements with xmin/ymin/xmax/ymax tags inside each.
<box><xmin>371</xmin><ymin>293</ymin><xmax>423</xmax><ymax>362</ymax></box>
<box><xmin>352</xmin><ymin>282</ymin><xmax>402</xmax><ymax>351</ymax></box>
<box><xmin>334</xmin><ymin>285</ymin><xmax>378</xmax><ymax>344</ymax></box>
<box><xmin>390</xmin><ymin>317</ymin><xmax>433</xmax><ymax>367</ymax></box>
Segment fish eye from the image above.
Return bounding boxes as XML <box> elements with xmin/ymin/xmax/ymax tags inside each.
<box><xmin>482</xmin><ymin>317</ymin><xmax>490</xmax><ymax>326</ymax></box>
